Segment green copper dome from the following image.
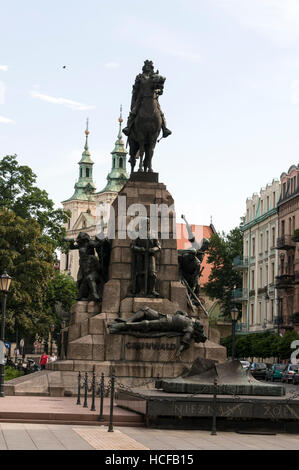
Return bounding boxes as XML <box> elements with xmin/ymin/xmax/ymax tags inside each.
<box><xmin>98</xmin><ymin>108</ymin><xmax>129</xmax><ymax>194</ymax></box>
<box><xmin>64</xmin><ymin>119</ymin><xmax>96</xmax><ymax>202</ymax></box>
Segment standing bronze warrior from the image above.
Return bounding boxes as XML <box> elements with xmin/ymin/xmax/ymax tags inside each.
<box><xmin>131</xmin><ymin>235</ymin><xmax>161</xmax><ymax>298</ymax></box>
<box><xmin>65</xmin><ymin>232</ymin><xmax>110</xmax><ymax>302</ymax></box>
<box><xmin>123</xmin><ymin>60</ymin><xmax>172</xmax><ymax>173</ymax></box>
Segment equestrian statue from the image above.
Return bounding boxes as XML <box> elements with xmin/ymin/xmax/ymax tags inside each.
<box><xmin>123</xmin><ymin>60</ymin><xmax>171</xmax><ymax>173</ymax></box>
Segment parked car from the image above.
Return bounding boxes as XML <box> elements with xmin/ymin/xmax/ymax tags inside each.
<box><xmin>281</xmin><ymin>364</ymin><xmax>299</xmax><ymax>384</ymax></box>
<box><xmin>250</xmin><ymin>362</ymin><xmax>267</xmax><ymax>380</ymax></box>
<box><xmin>265</xmin><ymin>364</ymin><xmax>286</xmax><ymax>382</ymax></box>
<box><xmin>240</xmin><ymin>361</ymin><xmax>250</xmax><ymax>370</ymax></box>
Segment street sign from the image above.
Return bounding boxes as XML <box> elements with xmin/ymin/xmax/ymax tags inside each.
<box><xmin>0</xmin><ymin>341</ymin><xmax>5</xmax><ymax>365</ymax></box>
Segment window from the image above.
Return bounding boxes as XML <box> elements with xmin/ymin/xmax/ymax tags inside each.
<box><xmin>252</xmin><ymin>237</ymin><xmax>255</xmax><ymax>256</ymax></box>
<box><xmin>259</xmin><ymin>267</ymin><xmax>263</xmax><ymax>288</ymax></box>
<box><xmin>271</xmin><ymin>262</ymin><xmax>275</xmax><ymax>283</ymax></box>
<box><xmin>283</xmin><ymin>182</ymin><xmax>286</xmax><ymax>198</ymax></box>
<box><xmin>113</xmin><ymin>159</ymin><xmax>115</xmax><ymax>168</ymax></box>
<box><xmin>253</xmin><ymin>205</ymin><xmax>256</xmax><ymax>218</ymax></box>
<box><xmin>247</xmin><ymin>209</ymin><xmax>249</xmax><ymax>222</ymax></box>
<box><xmin>65</xmin><ymin>253</ymin><xmax>69</xmax><ymax>270</ymax></box>
<box><xmin>258</xmin><ymin>302</ymin><xmax>262</xmax><ymax>324</ymax></box>
<box><xmin>271</xmin><ymin>227</ymin><xmax>275</xmax><ymax>247</ymax></box>
<box><xmin>80</xmin><ymin>168</ymin><xmax>82</xmax><ymax>178</ymax></box>
<box><xmin>250</xmin><ymin>304</ymin><xmax>254</xmax><ymax>325</ymax></box>
<box><xmin>281</xmin><ymin>220</ymin><xmax>285</xmax><ymax>236</ymax></box>
<box><xmin>265</xmin><ymin>265</ymin><xmax>268</xmax><ymax>285</ymax></box>
<box><xmin>265</xmin><ymin>230</ymin><xmax>269</xmax><ymax>251</ymax></box>
<box><xmin>273</xmin><ymin>192</ymin><xmax>276</xmax><ymax>207</ymax></box>
<box><xmin>270</xmin><ymin>300</ymin><xmax>274</xmax><ymax>322</ymax></box>
<box><xmin>293</xmin><ymin>216</ymin><xmax>296</xmax><ymax>233</ymax></box>
<box><xmin>251</xmin><ymin>270</ymin><xmax>255</xmax><ymax>289</ymax></box>
<box><xmin>245</xmin><ymin>240</ymin><xmax>249</xmax><ymax>256</ymax></box>
<box><xmin>86</xmin><ymin>168</ymin><xmax>90</xmax><ymax>178</ymax></box>
<box><xmin>259</xmin><ymin>233</ymin><xmax>263</xmax><ymax>253</ymax></box>
<box><xmin>266</xmin><ymin>196</ymin><xmax>269</xmax><ymax>211</ymax></box>
<box><xmin>261</xmin><ymin>200</ymin><xmax>264</xmax><ymax>215</ymax></box>
<box><xmin>119</xmin><ymin>158</ymin><xmax>123</xmax><ymax>168</ymax></box>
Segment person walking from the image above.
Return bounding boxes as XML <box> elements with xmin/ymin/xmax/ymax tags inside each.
<box><xmin>40</xmin><ymin>352</ymin><xmax>49</xmax><ymax>370</ymax></box>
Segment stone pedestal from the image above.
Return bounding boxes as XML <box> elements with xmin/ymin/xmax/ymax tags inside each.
<box><xmin>5</xmin><ymin>178</ymin><xmax>227</xmax><ymax>396</ymax></box>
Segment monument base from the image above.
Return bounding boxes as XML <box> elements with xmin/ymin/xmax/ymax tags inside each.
<box><xmin>116</xmin><ymin>388</ymin><xmax>299</xmax><ymax>431</ymax></box>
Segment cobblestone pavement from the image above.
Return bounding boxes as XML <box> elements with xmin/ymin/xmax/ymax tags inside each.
<box><xmin>1</xmin><ymin>423</ymin><xmax>299</xmax><ymax>450</ymax></box>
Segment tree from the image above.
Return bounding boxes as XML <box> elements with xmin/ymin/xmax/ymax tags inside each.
<box><xmin>204</xmin><ymin>224</ymin><xmax>243</xmax><ymax>318</ymax></box>
<box><xmin>0</xmin><ymin>209</ymin><xmax>55</xmax><ymax>340</ymax></box>
<box><xmin>0</xmin><ymin>155</ymin><xmax>70</xmax><ymax>250</ymax></box>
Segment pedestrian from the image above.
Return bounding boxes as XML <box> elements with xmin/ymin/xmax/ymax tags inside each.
<box><xmin>40</xmin><ymin>352</ymin><xmax>49</xmax><ymax>370</ymax></box>
<box><xmin>49</xmin><ymin>353</ymin><xmax>57</xmax><ymax>362</ymax></box>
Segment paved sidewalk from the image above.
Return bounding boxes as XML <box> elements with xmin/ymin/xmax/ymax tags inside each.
<box><xmin>0</xmin><ymin>423</ymin><xmax>299</xmax><ymax>450</ymax></box>
<box><xmin>0</xmin><ymin>396</ymin><xmax>143</xmax><ymax>426</ymax></box>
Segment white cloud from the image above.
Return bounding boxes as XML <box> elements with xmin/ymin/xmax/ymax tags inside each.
<box><xmin>0</xmin><ymin>115</ymin><xmax>15</xmax><ymax>124</ymax></box>
<box><xmin>0</xmin><ymin>65</ymin><xmax>8</xmax><ymax>72</ymax></box>
<box><xmin>30</xmin><ymin>90</ymin><xmax>95</xmax><ymax>111</ymax></box>
<box><xmin>105</xmin><ymin>62</ymin><xmax>119</xmax><ymax>69</ymax></box>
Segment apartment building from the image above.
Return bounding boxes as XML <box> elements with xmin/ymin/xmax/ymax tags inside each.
<box><xmin>233</xmin><ymin>179</ymin><xmax>280</xmax><ymax>333</ymax></box>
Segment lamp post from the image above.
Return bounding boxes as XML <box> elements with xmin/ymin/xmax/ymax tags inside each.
<box><xmin>231</xmin><ymin>306</ymin><xmax>239</xmax><ymax>361</ymax></box>
<box><xmin>0</xmin><ymin>271</ymin><xmax>12</xmax><ymax>398</ymax></box>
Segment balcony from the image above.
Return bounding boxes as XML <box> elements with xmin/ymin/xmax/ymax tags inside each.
<box><xmin>232</xmin><ymin>256</ymin><xmax>249</xmax><ymax>271</ymax></box>
<box><xmin>231</xmin><ymin>288</ymin><xmax>248</xmax><ymax>302</ymax></box>
<box><xmin>276</xmin><ymin>235</ymin><xmax>296</xmax><ymax>250</ymax></box>
<box><xmin>275</xmin><ymin>274</ymin><xmax>294</xmax><ymax>289</ymax></box>
<box><xmin>258</xmin><ymin>287</ymin><xmax>267</xmax><ymax>295</ymax></box>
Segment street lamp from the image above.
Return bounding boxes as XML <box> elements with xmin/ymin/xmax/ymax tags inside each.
<box><xmin>0</xmin><ymin>271</ymin><xmax>12</xmax><ymax>398</ymax></box>
<box><xmin>231</xmin><ymin>306</ymin><xmax>239</xmax><ymax>361</ymax></box>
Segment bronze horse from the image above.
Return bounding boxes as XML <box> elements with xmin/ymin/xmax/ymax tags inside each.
<box><xmin>128</xmin><ymin>75</ymin><xmax>165</xmax><ymax>173</ymax></box>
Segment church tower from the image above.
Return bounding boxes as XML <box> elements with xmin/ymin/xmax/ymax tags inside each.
<box><xmin>60</xmin><ymin>120</ymin><xmax>97</xmax><ymax>276</ymax></box>
<box><xmin>60</xmin><ymin>109</ymin><xmax>129</xmax><ymax>279</ymax></box>
<box><xmin>95</xmin><ymin>107</ymin><xmax>129</xmax><ymax>235</ymax></box>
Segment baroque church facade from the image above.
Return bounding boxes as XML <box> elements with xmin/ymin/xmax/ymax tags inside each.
<box><xmin>60</xmin><ymin>112</ymin><xmax>129</xmax><ymax>280</ymax></box>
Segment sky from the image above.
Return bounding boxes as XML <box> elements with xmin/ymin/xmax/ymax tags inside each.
<box><xmin>0</xmin><ymin>0</ymin><xmax>298</xmax><ymax>234</ymax></box>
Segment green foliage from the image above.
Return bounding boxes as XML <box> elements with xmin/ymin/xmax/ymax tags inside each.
<box><xmin>0</xmin><ymin>155</ymin><xmax>70</xmax><ymax>250</ymax></box>
<box><xmin>204</xmin><ymin>224</ymin><xmax>243</xmax><ymax>319</ymax></box>
<box><xmin>277</xmin><ymin>330</ymin><xmax>299</xmax><ymax>360</ymax></box>
<box><xmin>0</xmin><ymin>209</ymin><xmax>55</xmax><ymax>338</ymax></box>
<box><xmin>0</xmin><ymin>156</ymin><xmax>77</xmax><ymax>343</ymax></box>
<box><xmin>222</xmin><ymin>330</ymin><xmax>299</xmax><ymax>361</ymax></box>
<box><xmin>4</xmin><ymin>366</ymin><xmax>24</xmax><ymax>381</ymax></box>
<box><xmin>46</xmin><ymin>272</ymin><xmax>77</xmax><ymax>314</ymax></box>
<box><xmin>44</xmin><ymin>271</ymin><xmax>77</xmax><ymax>339</ymax></box>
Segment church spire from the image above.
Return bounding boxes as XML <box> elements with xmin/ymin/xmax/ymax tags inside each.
<box><xmin>98</xmin><ymin>106</ymin><xmax>129</xmax><ymax>193</ymax></box>
<box><xmin>64</xmin><ymin>119</ymin><xmax>96</xmax><ymax>201</ymax></box>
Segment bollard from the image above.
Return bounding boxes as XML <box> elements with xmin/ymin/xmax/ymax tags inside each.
<box><xmin>211</xmin><ymin>377</ymin><xmax>218</xmax><ymax>436</ymax></box>
<box><xmin>98</xmin><ymin>372</ymin><xmax>105</xmax><ymax>421</ymax></box>
<box><xmin>108</xmin><ymin>372</ymin><xmax>115</xmax><ymax>432</ymax></box>
<box><xmin>90</xmin><ymin>366</ymin><xmax>96</xmax><ymax>412</ymax></box>
<box><xmin>76</xmin><ymin>371</ymin><xmax>81</xmax><ymax>405</ymax></box>
<box><xmin>83</xmin><ymin>372</ymin><xmax>88</xmax><ymax>408</ymax></box>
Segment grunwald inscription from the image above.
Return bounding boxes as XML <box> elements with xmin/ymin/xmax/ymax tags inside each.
<box><xmin>125</xmin><ymin>342</ymin><xmax>176</xmax><ymax>351</ymax></box>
